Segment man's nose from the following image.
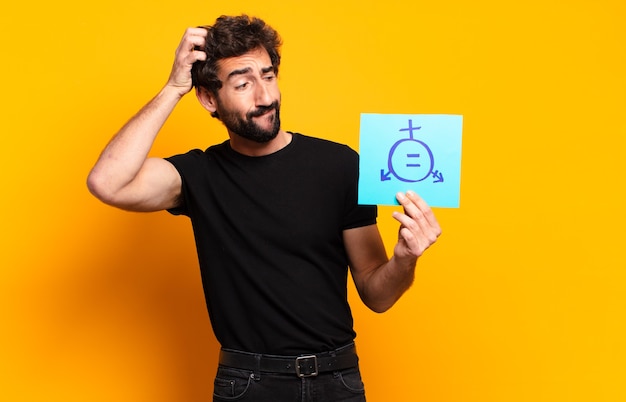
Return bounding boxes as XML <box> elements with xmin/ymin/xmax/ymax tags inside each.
<box><xmin>255</xmin><ymin>81</ymin><xmax>273</xmax><ymax>106</ymax></box>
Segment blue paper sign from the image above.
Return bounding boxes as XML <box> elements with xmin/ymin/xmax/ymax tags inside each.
<box><xmin>358</xmin><ymin>114</ymin><xmax>463</xmax><ymax>208</ymax></box>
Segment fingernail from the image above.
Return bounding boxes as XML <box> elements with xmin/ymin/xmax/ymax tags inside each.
<box><xmin>396</xmin><ymin>192</ymin><xmax>406</xmax><ymax>201</ymax></box>
<box><xmin>406</xmin><ymin>190</ymin><xmax>416</xmax><ymax>197</ymax></box>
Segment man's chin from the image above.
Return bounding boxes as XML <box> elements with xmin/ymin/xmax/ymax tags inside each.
<box><xmin>253</xmin><ymin>110</ymin><xmax>276</xmax><ymax>126</ymax></box>
<box><xmin>254</xmin><ymin>116</ymin><xmax>280</xmax><ymax>139</ymax></box>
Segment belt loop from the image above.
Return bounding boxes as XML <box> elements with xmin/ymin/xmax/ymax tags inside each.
<box><xmin>253</xmin><ymin>353</ymin><xmax>261</xmax><ymax>380</ymax></box>
<box><xmin>330</xmin><ymin>346</ymin><xmax>338</xmax><ymax>375</ymax></box>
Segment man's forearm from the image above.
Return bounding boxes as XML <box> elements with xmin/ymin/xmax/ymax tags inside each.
<box><xmin>359</xmin><ymin>256</ymin><xmax>417</xmax><ymax>313</ymax></box>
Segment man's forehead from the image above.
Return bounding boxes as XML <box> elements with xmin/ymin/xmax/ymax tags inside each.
<box><xmin>216</xmin><ymin>48</ymin><xmax>273</xmax><ymax>78</ymax></box>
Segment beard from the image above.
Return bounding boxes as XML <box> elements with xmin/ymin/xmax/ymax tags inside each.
<box><xmin>218</xmin><ymin>101</ymin><xmax>281</xmax><ymax>143</ymax></box>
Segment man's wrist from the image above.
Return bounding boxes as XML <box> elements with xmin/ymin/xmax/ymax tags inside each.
<box><xmin>161</xmin><ymin>82</ymin><xmax>191</xmax><ymax>102</ymax></box>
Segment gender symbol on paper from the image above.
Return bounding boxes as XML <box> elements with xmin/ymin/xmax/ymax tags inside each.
<box><xmin>380</xmin><ymin>119</ymin><xmax>444</xmax><ymax>183</ymax></box>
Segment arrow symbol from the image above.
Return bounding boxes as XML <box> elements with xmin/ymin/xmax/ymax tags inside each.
<box><xmin>432</xmin><ymin>170</ymin><xmax>444</xmax><ymax>183</ymax></box>
<box><xmin>380</xmin><ymin>169</ymin><xmax>392</xmax><ymax>181</ymax></box>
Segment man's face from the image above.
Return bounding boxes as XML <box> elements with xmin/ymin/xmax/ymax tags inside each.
<box><xmin>213</xmin><ymin>47</ymin><xmax>281</xmax><ymax>143</ymax></box>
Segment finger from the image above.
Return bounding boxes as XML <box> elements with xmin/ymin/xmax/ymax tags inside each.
<box><xmin>396</xmin><ymin>222</ymin><xmax>427</xmax><ymax>259</ymax></box>
<box><xmin>405</xmin><ymin>190</ymin><xmax>440</xmax><ymax>231</ymax></box>
<box><xmin>175</xmin><ymin>41</ymin><xmax>207</xmax><ymax>68</ymax></box>
<box><xmin>177</xmin><ymin>27</ymin><xmax>208</xmax><ymax>56</ymax></box>
<box><xmin>182</xmin><ymin>26</ymin><xmax>209</xmax><ymax>44</ymax></box>
<box><xmin>191</xmin><ymin>50</ymin><xmax>207</xmax><ymax>62</ymax></box>
<box><xmin>188</xmin><ymin>34</ymin><xmax>207</xmax><ymax>51</ymax></box>
<box><xmin>395</xmin><ymin>192</ymin><xmax>428</xmax><ymax>230</ymax></box>
<box><xmin>394</xmin><ymin>192</ymin><xmax>441</xmax><ymax>242</ymax></box>
<box><xmin>391</xmin><ymin>210</ymin><xmax>426</xmax><ymax>247</ymax></box>
<box><xmin>391</xmin><ymin>210</ymin><xmax>411</xmax><ymax>231</ymax></box>
<box><xmin>187</xmin><ymin>26</ymin><xmax>209</xmax><ymax>36</ymax></box>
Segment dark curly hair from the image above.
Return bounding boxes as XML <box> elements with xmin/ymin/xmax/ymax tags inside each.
<box><xmin>192</xmin><ymin>15</ymin><xmax>282</xmax><ymax>95</ymax></box>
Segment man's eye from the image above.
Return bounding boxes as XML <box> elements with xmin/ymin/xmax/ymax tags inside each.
<box><xmin>263</xmin><ymin>75</ymin><xmax>276</xmax><ymax>81</ymax></box>
<box><xmin>235</xmin><ymin>82</ymin><xmax>250</xmax><ymax>90</ymax></box>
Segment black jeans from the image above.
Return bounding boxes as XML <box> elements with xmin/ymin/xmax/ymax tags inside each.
<box><xmin>212</xmin><ymin>365</ymin><xmax>366</xmax><ymax>401</ymax></box>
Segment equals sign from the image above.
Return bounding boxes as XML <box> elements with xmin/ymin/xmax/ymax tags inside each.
<box><xmin>406</xmin><ymin>153</ymin><xmax>421</xmax><ymax>167</ymax></box>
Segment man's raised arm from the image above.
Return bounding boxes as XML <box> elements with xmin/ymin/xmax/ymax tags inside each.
<box><xmin>87</xmin><ymin>27</ymin><xmax>207</xmax><ymax>212</ymax></box>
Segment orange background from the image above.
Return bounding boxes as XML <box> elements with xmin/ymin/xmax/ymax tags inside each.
<box><xmin>2</xmin><ymin>0</ymin><xmax>625</xmax><ymax>401</ymax></box>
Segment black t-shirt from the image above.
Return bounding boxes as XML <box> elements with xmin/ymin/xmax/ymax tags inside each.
<box><xmin>166</xmin><ymin>133</ymin><xmax>377</xmax><ymax>354</ymax></box>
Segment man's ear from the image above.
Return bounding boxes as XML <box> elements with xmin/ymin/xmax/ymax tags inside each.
<box><xmin>196</xmin><ymin>87</ymin><xmax>218</xmax><ymax>113</ymax></box>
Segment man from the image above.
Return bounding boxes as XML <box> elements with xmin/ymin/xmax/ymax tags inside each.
<box><xmin>87</xmin><ymin>15</ymin><xmax>440</xmax><ymax>401</ymax></box>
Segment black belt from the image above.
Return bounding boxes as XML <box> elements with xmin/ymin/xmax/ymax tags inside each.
<box><xmin>219</xmin><ymin>344</ymin><xmax>359</xmax><ymax>378</ymax></box>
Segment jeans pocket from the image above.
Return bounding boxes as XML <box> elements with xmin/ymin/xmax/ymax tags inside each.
<box><xmin>213</xmin><ymin>367</ymin><xmax>254</xmax><ymax>400</ymax></box>
<box><xmin>336</xmin><ymin>367</ymin><xmax>366</xmax><ymax>394</ymax></box>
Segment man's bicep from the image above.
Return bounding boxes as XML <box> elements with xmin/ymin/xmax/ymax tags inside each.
<box><xmin>114</xmin><ymin>157</ymin><xmax>182</xmax><ymax>212</ymax></box>
<box><xmin>344</xmin><ymin>224</ymin><xmax>389</xmax><ymax>285</ymax></box>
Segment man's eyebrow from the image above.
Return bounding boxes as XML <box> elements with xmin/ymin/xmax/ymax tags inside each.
<box><xmin>226</xmin><ymin>66</ymin><xmax>275</xmax><ymax>80</ymax></box>
<box><xmin>261</xmin><ymin>66</ymin><xmax>275</xmax><ymax>74</ymax></box>
<box><xmin>227</xmin><ymin>67</ymin><xmax>252</xmax><ymax>80</ymax></box>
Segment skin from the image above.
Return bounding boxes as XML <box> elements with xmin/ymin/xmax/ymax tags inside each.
<box><xmin>87</xmin><ymin>27</ymin><xmax>441</xmax><ymax>313</ymax></box>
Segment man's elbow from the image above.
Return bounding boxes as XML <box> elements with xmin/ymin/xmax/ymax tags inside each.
<box><xmin>86</xmin><ymin>170</ymin><xmax>119</xmax><ymax>206</ymax></box>
<box><xmin>364</xmin><ymin>299</ymin><xmax>395</xmax><ymax>314</ymax></box>
<box><xmin>358</xmin><ymin>286</ymin><xmax>398</xmax><ymax>313</ymax></box>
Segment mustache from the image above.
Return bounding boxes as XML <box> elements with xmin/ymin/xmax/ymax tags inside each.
<box><xmin>248</xmin><ymin>101</ymin><xmax>280</xmax><ymax>118</ymax></box>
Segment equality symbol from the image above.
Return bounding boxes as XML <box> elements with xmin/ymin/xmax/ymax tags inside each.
<box><xmin>380</xmin><ymin>119</ymin><xmax>444</xmax><ymax>183</ymax></box>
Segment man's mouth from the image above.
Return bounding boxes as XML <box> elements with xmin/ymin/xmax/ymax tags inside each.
<box><xmin>248</xmin><ymin>102</ymin><xmax>279</xmax><ymax>119</ymax></box>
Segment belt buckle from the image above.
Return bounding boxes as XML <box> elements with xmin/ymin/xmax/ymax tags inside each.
<box><xmin>295</xmin><ymin>355</ymin><xmax>318</xmax><ymax>377</ymax></box>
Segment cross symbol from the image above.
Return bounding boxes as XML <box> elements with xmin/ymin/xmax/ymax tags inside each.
<box><xmin>399</xmin><ymin>119</ymin><xmax>421</xmax><ymax>139</ymax></box>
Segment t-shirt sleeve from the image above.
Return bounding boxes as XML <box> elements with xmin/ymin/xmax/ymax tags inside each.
<box><xmin>342</xmin><ymin>146</ymin><xmax>378</xmax><ymax>230</ymax></box>
<box><xmin>164</xmin><ymin>149</ymin><xmax>204</xmax><ymax>217</ymax></box>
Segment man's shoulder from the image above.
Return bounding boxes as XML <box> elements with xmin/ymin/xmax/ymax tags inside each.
<box><xmin>167</xmin><ymin>140</ymin><xmax>229</xmax><ymax>160</ymax></box>
<box><xmin>291</xmin><ymin>132</ymin><xmax>356</xmax><ymax>155</ymax></box>
<box><xmin>205</xmin><ymin>139</ymin><xmax>231</xmax><ymax>154</ymax></box>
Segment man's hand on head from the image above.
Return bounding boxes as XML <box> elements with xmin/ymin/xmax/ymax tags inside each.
<box><xmin>166</xmin><ymin>27</ymin><xmax>208</xmax><ymax>98</ymax></box>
